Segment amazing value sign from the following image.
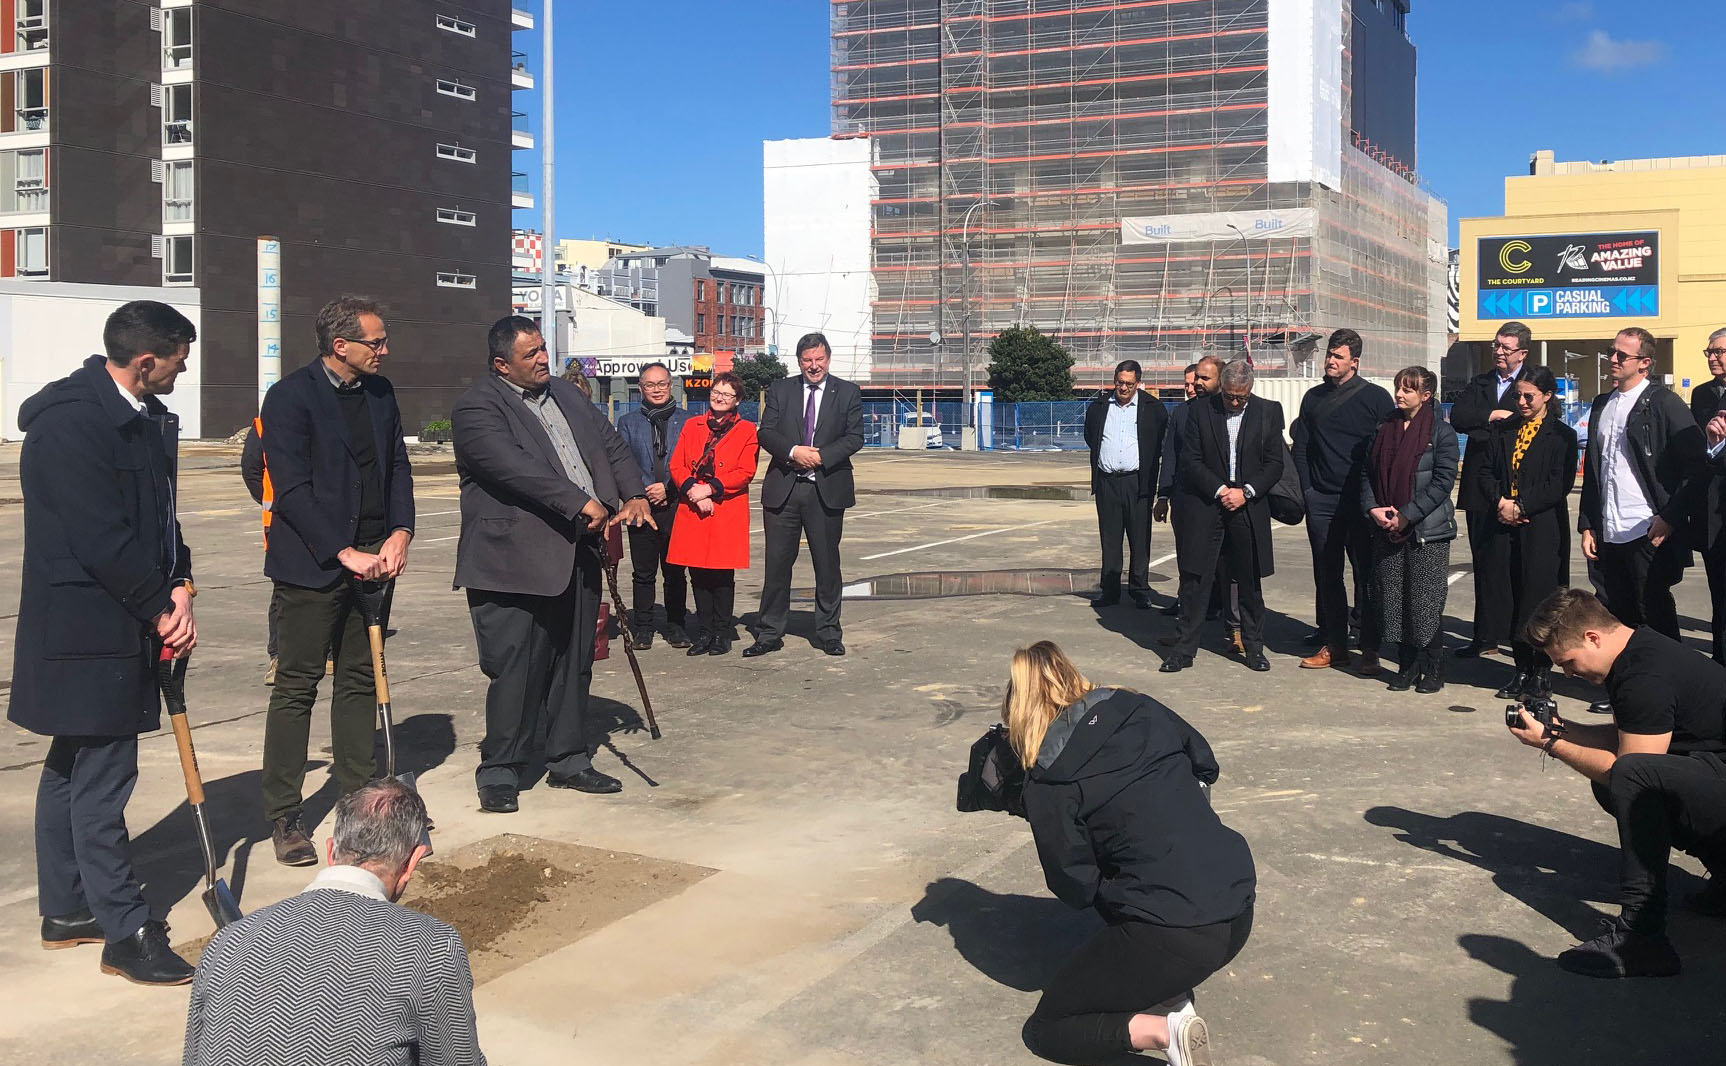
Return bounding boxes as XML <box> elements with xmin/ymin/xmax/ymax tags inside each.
<box><xmin>1476</xmin><ymin>231</ymin><xmax>1659</xmax><ymax>320</ymax></box>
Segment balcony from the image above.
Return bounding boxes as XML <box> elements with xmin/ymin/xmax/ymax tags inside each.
<box><xmin>164</xmin><ymin>119</ymin><xmax>193</xmax><ymax>146</ymax></box>
<box><xmin>11</xmin><ymin>178</ymin><xmax>48</xmax><ymax>214</ymax></box>
<box><xmin>11</xmin><ymin>106</ymin><xmax>47</xmax><ymax>133</ymax></box>
<box><xmin>511</xmin><ymin>111</ymin><xmax>533</xmax><ymax>149</ymax></box>
<box><xmin>163</xmin><ymin>44</ymin><xmax>193</xmax><ymax>72</ymax></box>
<box><xmin>512</xmin><ymin>8</ymin><xmax>534</xmax><ymax>30</ymax></box>
<box><xmin>511</xmin><ymin>54</ymin><xmax>534</xmax><ymax>90</ymax></box>
<box><xmin>16</xmin><ymin>8</ymin><xmax>47</xmax><ymax>52</ymax></box>
<box><xmin>511</xmin><ymin>171</ymin><xmax>533</xmax><ymax>210</ymax></box>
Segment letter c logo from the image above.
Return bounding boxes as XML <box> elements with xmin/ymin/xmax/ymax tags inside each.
<box><xmin>1499</xmin><ymin>240</ymin><xmax>1533</xmax><ymax>275</ymax></box>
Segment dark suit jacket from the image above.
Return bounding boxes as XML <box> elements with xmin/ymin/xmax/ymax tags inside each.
<box><xmin>1177</xmin><ymin>393</ymin><xmax>1285</xmax><ymax>579</ymax></box>
<box><xmin>1449</xmin><ymin>365</ymin><xmax>1529</xmax><ymax>513</ymax></box>
<box><xmin>260</xmin><ymin>360</ymin><xmax>415</xmax><ymax>589</ymax></box>
<box><xmin>9</xmin><ymin>357</ymin><xmax>191</xmax><ymax>737</ymax></box>
<box><xmin>1082</xmin><ymin>391</ymin><xmax>1168</xmax><ymax>499</ymax></box>
<box><xmin>1475</xmin><ymin>413</ymin><xmax>1578</xmax><ymax>580</ymax></box>
<box><xmin>1690</xmin><ymin>377</ymin><xmax>1726</xmax><ymax>552</ymax></box>
<box><xmin>452</xmin><ymin>374</ymin><xmax>646</xmax><ymax>598</ymax></box>
<box><xmin>757</xmin><ymin>374</ymin><xmax>865</xmax><ymax>510</ymax></box>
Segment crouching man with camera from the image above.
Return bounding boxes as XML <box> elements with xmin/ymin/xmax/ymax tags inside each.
<box><xmin>1509</xmin><ymin>588</ymin><xmax>1726</xmax><ymax>977</ymax></box>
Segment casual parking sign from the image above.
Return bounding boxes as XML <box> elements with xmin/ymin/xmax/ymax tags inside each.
<box><xmin>1476</xmin><ymin>231</ymin><xmax>1659</xmax><ymax>320</ymax></box>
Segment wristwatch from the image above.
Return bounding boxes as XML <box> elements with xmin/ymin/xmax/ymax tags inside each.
<box><xmin>179</xmin><ymin>579</ymin><xmax>197</xmax><ymax>599</ymax></box>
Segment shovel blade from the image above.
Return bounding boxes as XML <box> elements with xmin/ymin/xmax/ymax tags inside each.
<box><xmin>205</xmin><ymin>879</ymin><xmax>243</xmax><ymax>929</ymax></box>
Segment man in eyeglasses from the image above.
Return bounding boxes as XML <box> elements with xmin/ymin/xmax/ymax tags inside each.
<box><xmin>615</xmin><ymin>363</ymin><xmax>691</xmax><ymax>648</ymax></box>
<box><xmin>1082</xmin><ymin>359</ymin><xmax>1168</xmax><ymax>609</ymax></box>
<box><xmin>1450</xmin><ymin>321</ymin><xmax>1534</xmax><ymax>658</ymax></box>
<box><xmin>258</xmin><ymin>296</ymin><xmax>416</xmax><ymax>865</ymax></box>
<box><xmin>1692</xmin><ymin>329</ymin><xmax>1726</xmax><ymax>664</ymax></box>
<box><xmin>1578</xmin><ymin>326</ymin><xmax>1705</xmax><ymax>645</ymax></box>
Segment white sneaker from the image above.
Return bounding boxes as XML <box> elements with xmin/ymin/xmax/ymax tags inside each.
<box><xmin>1165</xmin><ymin>1009</ymin><xmax>1211</xmax><ymax>1066</ymax></box>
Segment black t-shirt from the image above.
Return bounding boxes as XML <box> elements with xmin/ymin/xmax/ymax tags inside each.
<box><xmin>335</xmin><ymin>387</ymin><xmax>388</xmax><ymax>545</ymax></box>
<box><xmin>1605</xmin><ymin>627</ymin><xmax>1726</xmax><ymax>755</ymax></box>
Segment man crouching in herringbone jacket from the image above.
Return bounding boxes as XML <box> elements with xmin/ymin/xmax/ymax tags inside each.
<box><xmin>182</xmin><ymin>781</ymin><xmax>484</xmax><ymax>1066</ymax></box>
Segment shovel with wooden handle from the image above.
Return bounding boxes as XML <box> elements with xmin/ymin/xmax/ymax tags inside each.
<box><xmin>350</xmin><ymin>578</ymin><xmax>432</xmax><ymax>853</ymax></box>
<box><xmin>155</xmin><ymin>647</ymin><xmax>244</xmax><ymax>930</ymax></box>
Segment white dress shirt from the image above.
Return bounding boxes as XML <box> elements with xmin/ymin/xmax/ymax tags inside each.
<box><xmin>1596</xmin><ymin>378</ymin><xmax>1655</xmax><ymax>544</ymax></box>
<box><xmin>303</xmin><ymin>863</ymin><xmax>390</xmax><ymax>902</ymax></box>
<box><xmin>1098</xmin><ymin>394</ymin><xmax>1140</xmax><ymax>474</ymax></box>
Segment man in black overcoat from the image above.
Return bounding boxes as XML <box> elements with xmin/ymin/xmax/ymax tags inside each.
<box><xmin>1082</xmin><ymin>359</ymin><xmax>1167</xmax><ymax>608</ymax></box>
<box><xmin>1690</xmin><ymin>328</ymin><xmax>1726</xmax><ymax>664</ymax></box>
<box><xmin>1162</xmin><ymin>359</ymin><xmax>1284</xmax><ymax>674</ymax></box>
<box><xmin>9</xmin><ymin>301</ymin><xmax>199</xmax><ymax>985</ymax></box>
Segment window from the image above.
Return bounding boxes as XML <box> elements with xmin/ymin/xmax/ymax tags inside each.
<box><xmin>695</xmin><ymin>279</ymin><xmax>705</xmax><ymax>301</ymax></box>
<box><xmin>163</xmin><ymin>161</ymin><xmax>194</xmax><ymax>222</ymax></box>
<box><xmin>696</xmin><ymin>313</ymin><xmax>705</xmax><ymax>333</ymax></box>
<box><xmin>436</xmin><ymin>13</ymin><xmax>477</xmax><ymax>37</ymax></box>
<box><xmin>163</xmin><ymin>83</ymin><xmax>193</xmax><ymax>145</ymax></box>
<box><xmin>16</xmin><ymin>0</ymin><xmax>48</xmax><ymax>51</ymax></box>
<box><xmin>2</xmin><ymin>149</ymin><xmax>47</xmax><ymax>213</ymax></box>
<box><xmin>436</xmin><ymin>208</ymin><xmax>477</xmax><ymax>226</ymax></box>
<box><xmin>4</xmin><ymin>69</ymin><xmax>47</xmax><ymax>134</ymax></box>
<box><xmin>162</xmin><ymin>8</ymin><xmax>192</xmax><ymax>70</ymax></box>
<box><xmin>437</xmin><ymin>143</ymin><xmax>477</xmax><ymax>163</ymax></box>
<box><xmin>11</xmin><ymin>227</ymin><xmax>47</xmax><ymax>277</ymax></box>
<box><xmin>436</xmin><ymin>79</ymin><xmax>477</xmax><ymax>101</ymax></box>
<box><xmin>164</xmin><ymin>235</ymin><xmax>193</xmax><ymax>285</ymax></box>
<box><xmin>437</xmin><ymin>271</ymin><xmax>477</xmax><ymax>289</ymax></box>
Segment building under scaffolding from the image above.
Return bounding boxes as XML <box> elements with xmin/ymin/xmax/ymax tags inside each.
<box><xmin>822</xmin><ymin>0</ymin><xmax>1447</xmax><ymax>389</ymax></box>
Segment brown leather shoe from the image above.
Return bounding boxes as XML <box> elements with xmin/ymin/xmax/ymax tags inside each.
<box><xmin>272</xmin><ymin>814</ymin><xmax>318</xmax><ymax>867</ymax></box>
<box><xmin>1300</xmin><ymin>647</ymin><xmax>1348</xmax><ymax>669</ymax></box>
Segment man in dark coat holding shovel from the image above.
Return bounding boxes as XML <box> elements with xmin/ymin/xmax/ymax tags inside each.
<box><xmin>9</xmin><ymin>301</ymin><xmax>199</xmax><ymax>985</ymax></box>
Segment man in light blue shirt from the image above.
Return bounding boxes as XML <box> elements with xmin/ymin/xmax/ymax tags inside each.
<box><xmin>1083</xmin><ymin>360</ymin><xmax>1168</xmax><ymax>608</ymax></box>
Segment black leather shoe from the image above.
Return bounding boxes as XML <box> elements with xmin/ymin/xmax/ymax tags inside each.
<box><xmin>1587</xmin><ymin>700</ymin><xmax>1614</xmax><ymax>715</ymax></box>
<box><xmin>686</xmin><ymin>633</ymin><xmax>714</xmax><ymax>656</ymax></box>
<box><xmin>41</xmin><ymin>908</ymin><xmax>104</xmax><ymax>950</ymax></box>
<box><xmin>1386</xmin><ymin>665</ymin><xmax>1419</xmax><ymax>692</ymax></box>
<box><xmin>478</xmin><ymin>784</ymin><xmax>519</xmax><ymax>814</ymax></box>
<box><xmin>821</xmin><ymin>639</ymin><xmax>846</xmax><ymax>657</ymax></box>
<box><xmin>742</xmin><ymin>639</ymin><xmax>784</xmax><ymax>658</ymax></box>
<box><xmin>547</xmin><ymin>767</ymin><xmax>622</xmax><ymax>794</ymax></box>
<box><xmin>1493</xmin><ymin>673</ymin><xmax>1530</xmax><ymax>700</ymax></box>
<box><xmin>1130</xmin><ymin>592</ymin><xmax>1153</xmax><ymax>610</ymax></box>
<box><xmin>665</xmin><ymin>626</ymin><xmax>693</xmax><ymax>650</ymax></box>
<box><xmin>1160</xmin><ymin>655</ymin><xmax>1193</xmax><ymax>673</ymax></box>
<box><xmin>1456</xmin><ymin>641</ymin><xmax>1497</xmax><ymax>659</ymax></box>
<box><xmin>708</xmin><ymin>633</ymin><xmax>734</xmax><ymax>655</ymax></box>
<box><xmin>1159</xmin><ymin>602</ymin><xmax>1180</xmax><ymax>617</ymax></box>
<box><xmin>1556</xmin><ymin>917</ymin><xmax>1681</xmax><ymax>978</ymax></box>
<box><xmin>1096</xmin><ymin>591</ymin><xmax>1120</xmax><ymax>607</ymax></box>
<box><xmin>630</xmin><ymin>627</ymin><xmax>654</xmax><ymax>650</ymax></box>
<box><xmin>99</xmin><ymin>920</ymin><xmax>194</xmax><ymax>986</ymax></box>
<box><xmin>1245</xmin><ymin>651</ymin><xmax>1271</xmax><ymax>672</ymax></box>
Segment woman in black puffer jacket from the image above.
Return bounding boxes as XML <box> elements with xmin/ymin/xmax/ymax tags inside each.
<box><xmin>1008</xmin><ymin>641</ymin><xmax>1255</xmax><ymax>1066</ymax></box>
<box><xmin>1359</xmin><ymin>366</ymin><xmax>1460</xmax><ymax>693</ymax></box>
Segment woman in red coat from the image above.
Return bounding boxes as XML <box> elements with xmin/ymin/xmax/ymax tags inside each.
<box><xmin>667</xmin><ymin>371</ymin><xmax>760</xmax><ymax>655</ymax></box>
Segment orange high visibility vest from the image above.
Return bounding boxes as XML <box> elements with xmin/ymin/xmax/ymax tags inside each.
<box><xmin>254</xmin><ymin>416</ymin><xmax>274</xmax><ymax>540</ymax></box>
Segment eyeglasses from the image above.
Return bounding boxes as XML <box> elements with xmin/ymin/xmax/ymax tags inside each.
<box><xmin>340</xmin><ymin>335</ymin><xmax>388</xmax><ymax>353</ymax></box>
<box><xmin>1492</xmin><ymin>343</ymin><xmax>1525</xmax><ymax>354</ymax></box>
<box><xmin>1221</xmin><ymin>391</ymin><xmax>1249</xmax><ymax>406</ymax></box>
<box><xmin>1705</xmin><ymin>347</ymin><xmax>1726</xmax><ymax>358</ymax></box>
<box><xmin>1608</xmin><ymin>348</ymin><xmax>1648</xmax><ymax>364</ymax></box>
<box><xmin>1113</xmin><ymin>378</ymin><xmax>1138</xmax><ymax>387</ymax></box>
<box><xmin>641</xmin><ymin>379</ymin><xmax>673</xmax><ymax>390</ymax></box>
<box><xmin>709</xmin><ymin>391</ymin><xmax>738</xmax><ymax>402</ymax></box>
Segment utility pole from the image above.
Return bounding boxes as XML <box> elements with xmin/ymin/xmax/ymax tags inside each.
<box><xmin>540</xmin><ymin>0</ymin><xmax>557</xmax><ymax>373</ymax></box>
<box><xmin>1226</xmin><ymin>222</ymin><xmax>1252</xmax><ymax>361</ymax></box>
<box><xmin>960</xmin><ymin>200</ymin><xmax>996</xmax><ymax>431</ymax></box>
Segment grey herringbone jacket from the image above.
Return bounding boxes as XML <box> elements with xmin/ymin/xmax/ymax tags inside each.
<box><xmin>183</xmin><ymin>867</ymin><xmax>485</xmax><ymax>1066</ymax></box>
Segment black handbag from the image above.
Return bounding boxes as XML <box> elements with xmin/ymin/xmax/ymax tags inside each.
<box><xmin>956</xmin><ymin>723</ymin><xmax>1026</xmax><ymax>818</ymax></box>
<box><xmin>1268</xmin><ymin>441</ymin><xmax>1305</xmax><ymax>525</ymax></box>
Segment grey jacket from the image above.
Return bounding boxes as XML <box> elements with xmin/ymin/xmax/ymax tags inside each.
<box><xmin>452</xmin><ymin>374</ymin><xmax>646</xmax><ymax>597</ymax></box>
<box><xmin>1358</xmin><ymin>413</ymin><xmax>1459</xmax><ymax>545</ymax></box>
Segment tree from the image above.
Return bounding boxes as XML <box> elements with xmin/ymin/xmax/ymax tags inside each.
<box><xmin>734</xmin><ymin>351</ymin><xmax>788</xmax><ymax>400</ymax></box>
<box><xmin>986</xmin><ymin>325</ymin><xmax>1075</xmax><ymax>402</ymax></box>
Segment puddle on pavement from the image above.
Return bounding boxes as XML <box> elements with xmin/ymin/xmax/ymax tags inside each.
<box><xmin>879</xmin><ymin>485</ymin><xmax>1091</xmax><ymax>502</ymax></box>
<box><xmin>796</xmin><ymin>567</ymin><xmax>1106</xmax><ymax>601</ymax></box>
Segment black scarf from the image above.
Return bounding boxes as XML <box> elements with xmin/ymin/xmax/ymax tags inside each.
<box><xmin>695</xmin><ymin>412</ymin><xmax>739</xmax><ymax>480</ymax></box>
<box><xmin>642</xmin><ymin>400</ymin><xmax>677</xmax><ymax>464</ymax></box>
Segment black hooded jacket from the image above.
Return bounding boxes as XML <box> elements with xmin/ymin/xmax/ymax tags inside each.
<box><xmin>1023</xmin><ymin>688</ymin><xmax>1255</xmax><ymax>928</ymax></box>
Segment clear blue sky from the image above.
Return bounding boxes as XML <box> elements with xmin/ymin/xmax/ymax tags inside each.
<box><xmin>515</xmin><ymin>0</ymin><xmax>1725</xmax><ymax>255</ymax></box>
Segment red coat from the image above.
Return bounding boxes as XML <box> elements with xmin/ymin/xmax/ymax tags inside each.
<box><xmin>667</xmin><ymin>416</ymin><xmax>760</xmax><ymax>570</ymax></box>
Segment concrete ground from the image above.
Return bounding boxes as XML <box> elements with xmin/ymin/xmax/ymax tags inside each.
<box><xmin>0</xmin><ymin>444</ymin><xmax>1721</xmax><ymax>1065</ymax></box>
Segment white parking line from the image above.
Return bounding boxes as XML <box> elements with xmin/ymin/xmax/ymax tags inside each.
<box><xmin>1448</xmin><ymin>570</ymin><xmax>1467</xmax><ymax>586</ymax></box>
<box><xmin>850</xmin><ymin>500</ymin><xmax>949</xmax><ymax>520</ymax></box>
<box><xmin>861</xmin><ymin>519</ymin><xmax>1061</xmax><ymax>561</ymax></box>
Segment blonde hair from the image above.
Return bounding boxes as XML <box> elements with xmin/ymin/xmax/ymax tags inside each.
<box><xmin>1002</xmin><ymin>641</ymin><xmax>1094</xmax><ymax>770</ymax></box>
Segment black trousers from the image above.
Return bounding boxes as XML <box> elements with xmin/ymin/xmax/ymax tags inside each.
<box><xmin>1173</xmin><ymin>506</ymin><xmax>1265</xmax><ymax>657</ymax></box>
<box><xmin>1023</xmin><ymin>908</ymin><xmax>1253</xmax><ymax>1064</ymax></box>
<box><xmin>1466</xmin><ymin>510</ymin><xmax>1514</xmax><ymax>646</ymax></box>
<box><xmin>758</xmin><ymin>479</ymin><xmax>846</xmax><ymax>643</ymax></box>
<box><xmin>266</xmin><ymin>583</ymin><xmax>282</xmax><ymax>660</ymax></box>
<box><xmin>1094</xmin><ymin>471</ymin><xmax>1150</xmax><ymax>595</ymax></box>
<box><xmin>35</xmin><ymin>735</ymin><xmax>149</xmax><ymax>941</ymax></box>
<box><xmin>469</xmin><ymin>546</ymin><xmax>603</xmax><ymax>788</ymax></box>
<box><xmin>1305</xmin><ymin>489</ymin><xmax>1366</xmax><ymax>653</ymax></box>
<box><xmin>260</xmin><ymin>570</ymin><xmax>388</xmax><ymax>822</ymax></box>
<box><xmin>627</xmin><ymin>504</ymin><xmax>687</xmax><ymax>629</ymax></box>
<box><xmin>690</xmin><ymin>567</ymin><xmax>736</xmax><ymax>638</ymax></box>
<box><xmin>1590</xmin><ymin>752</ymin><xmax>1726</xmax><ymax>934</ymax></box>
<box><xmin>1705</xmin><ymin>545</ymin><xmax>1726</xmax><ymax>665</ymax></box>
<box><xmin>1597</xmin><ymin>535</ymin><xmax>1682</xmax><ymax>640</ymax></box>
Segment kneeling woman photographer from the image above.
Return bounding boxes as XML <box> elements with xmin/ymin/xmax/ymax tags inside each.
<box><xmin>1006</xmin><ymin>641</ymin><xmax>1254</xmax><ymax>1066</ymax></box>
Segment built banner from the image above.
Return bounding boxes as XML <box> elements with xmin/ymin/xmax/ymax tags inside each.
<box><xmin>1476</xmin><ymin>231</ymin><xmax>1659</xmax><ymax>319</ymax></box>
<box><xmin>1121</xmin><ymin>209</ymin><xmax>1319</xmax><ymax>245</ymax></box>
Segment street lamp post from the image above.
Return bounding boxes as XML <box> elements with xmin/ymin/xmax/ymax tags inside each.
<box><xmin>960</xmin><ymin>200</ymin><xmax>997</xmax><ymax>430</ymax></box>
<box><xmin>1226</xmin><ymin>222</ymin><xmax>1251</xmax><ymax>360</ymax></box>
<box><xmin>540</xmin><ymin>0</ymin><xmax>557</xmax><ymax>373</ymax></box>
<box><xmin>744</xmin><ymin>253</ymin><xmax>780</xmax><ymax>357</ymax></box>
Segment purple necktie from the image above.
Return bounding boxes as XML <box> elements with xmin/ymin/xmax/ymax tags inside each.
<box><xmin>802</xmin><ymin>383</ymin><xmax>818</xmax><ymax>447</ymax></box>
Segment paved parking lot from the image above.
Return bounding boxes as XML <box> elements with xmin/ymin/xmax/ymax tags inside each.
<box><xmin>0</xmin><ymin>443</ymin><xmax>1720</xmax><ymax>1065</ymax></box>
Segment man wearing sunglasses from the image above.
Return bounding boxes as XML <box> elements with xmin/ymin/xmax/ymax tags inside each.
<box><xmin>1451</xmin><ymin>321</ymin><xmax>1534</xmax><ymax>658</ymax></box>
<box><xmin>1578</xmin><ymin>327</ymin><xmax>1705</xmax><ymax>646</ymax></box>
<box><xmin>258</xmin><ymin>296</ymin><xmax>416</xmax><ymax>866</ymax></box>
<box><xmin>1690</xmin><ymin>329</ymin><xmax>1726</xmax><ymax>664</ymax></box>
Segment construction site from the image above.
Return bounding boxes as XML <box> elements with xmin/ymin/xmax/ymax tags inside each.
<box><xmin>825</xmin><ymin>0</ymin><xmax>1448</xmax><ymax>390</ymax></box>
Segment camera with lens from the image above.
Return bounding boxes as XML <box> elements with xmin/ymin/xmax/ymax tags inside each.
<box><xmin>1505</xmin><ymin>694</ymin><xmax>1562</xmax><ymax>734</ymax></box>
